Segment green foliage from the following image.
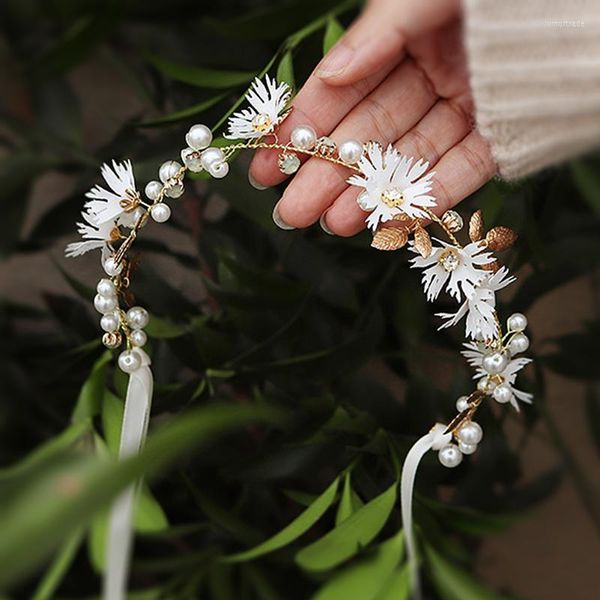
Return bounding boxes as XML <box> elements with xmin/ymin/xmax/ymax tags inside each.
<box><xmin>0</xmin><ymin>0</ymin><xmax>599</xmax><ymax>598</ymax></box>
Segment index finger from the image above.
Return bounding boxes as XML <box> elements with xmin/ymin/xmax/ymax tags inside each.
<box><xmin>248</xmin><ymin>60</ymin><xmax>398</xmax><ymax>188</ymax></box>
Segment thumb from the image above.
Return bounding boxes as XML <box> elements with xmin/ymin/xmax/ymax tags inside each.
<box><xmin>317</xmin><ymin>0</ymin><xmax>460</xmax><ymax>86</ymax></box>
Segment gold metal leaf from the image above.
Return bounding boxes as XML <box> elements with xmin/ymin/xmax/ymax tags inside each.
<box><xmin>371</xmin><ymin>227</ymin><xmax>409</xmax><ymax>251</ymax></box>
<box><xmin>469</xmin><ymin>210</ymin><xmax>484</xmax><ymax>242</ymax></box>
<box><xmin>485</xmin><ymin>226</ymin><xmax>518</xmax><ymax>252</ymax></box>
<box><xmin>413</xmin><ymin>225</ymin><xmax>432</xmax><ymax>258</ymax></box>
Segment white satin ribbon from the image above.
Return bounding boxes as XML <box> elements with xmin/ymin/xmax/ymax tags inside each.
<box><xmin>104</xmin><ymin>350</ymin><xmax>153</xmax><ymax>600</ymax></box>
<box><xmin>400</xmin><ymin>423</ymin><xmax>451</xmax><ymax>600</ymax></box>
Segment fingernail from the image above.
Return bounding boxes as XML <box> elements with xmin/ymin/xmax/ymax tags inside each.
<box><xmin>272</xmin><ymin>201</ymin><xmax>295</xmax><ymax>230</ymax></box>
<box><xmin>319</xmin><ymin>212</ymin><xmax>334</xmax><ymax>235</ymax></box>
<box><xmin>248</xmin><ymin>171</ymin><xmax>268</xmax><ymax>190</ymax></box>
<box><xmin>316</xmin><ymin>42</ymin><xmax>355</xmax><ymax>79</ymax></box>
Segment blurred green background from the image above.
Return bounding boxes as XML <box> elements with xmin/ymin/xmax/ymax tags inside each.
<box><xmin>1</xmin><ymin>1</ymin><xmax>599</xmax><ymax>599</ymax></box>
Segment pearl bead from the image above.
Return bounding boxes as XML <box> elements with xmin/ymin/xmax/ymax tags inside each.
<box><xmin>493</xmin><ymin>383</ymin><xmax>514</xmax><ymax>404</ymax></box>
<box><xmin>185</xmin><ymin>124</ymin><xmax>212</xmax><ymax>151</ymax></box>
<box><xmin>338</xmin><ymin>139</ymin><xmax>363</xmax><ymax>164</ymax></box>
<box><xmin>478</xmin><ymin>376</ymin><xmax>498</xmax><ymax>393</ymax></box>
<box><xmin>508</xmin><ymin>333</ymin><xmax>529</xmax><ymax>355</ymax></box>
<box><xmin>165</xmin><ymin>182</ymin><xmax>184</xmax><ymax>198</ymax></box>
<box><xmin>130</xmin><ymin>329</ymin><xmax>147</xmax><ymax>347</ymax></box>
<box><xmin>97</xmin><ymin>278</ymin><xmax>116</xmax><ymax>297</ymax></box>
<box><xmin>100</xmin><ymin>311</ymin><xmax>120</xmax><ymax>332</ymax></box>
<box><xmin>456</xmin><ymin>396</ymin><xmax>470</xmax><ymax>412</ymax></box>
<box><xmin>103</xmin><ymin>257</ymin><xmax>123</xmax><ymax>276</ymax></box>
<box><xmin>129</xmin><ymin>206</ymin><xmax>147</xmax><ymax>227</ymax></box>
<box><xmin>145</xmin><ymin>180</ymin><xmax>162</xmax><ymax>201</ymax></box>
<box><xmin>208</xmin><ymin>161</ymin><xmax>229</xmax><ymax>179</ymax></box>
<box><xmin>201</xmin><ymin>147</ymin><xmax>225</xmax><ymax>171</ymax></box>
<box><xmin>94</xmin><ymin>293</ymin><xmax>118</xmax><ymax>314</ymax></box>
<box><xmin>118</xmin><ymin>350</ymin><xmax>142</xmax><ymax>373</ymax></box>
<box><xmin>458</xmin><ymin>441</ymin><xmax>477</xmax><ymax>455</ymax></box>
<box><xmin>126</xmin><ymin>306</ymin><xmax>149</xmax><ymax>329</ymax></box>
<box><xmin>482</xmin><ymin>351</ymin><xmax>509</xmax><ymax>375</ymax></box>
<box><xmin>181</xmin><ymin>147</ymin><xmax>203</xmax><ymax>172</ymax></box>
<box><xmin>507</xmin><ymin>312</ymin><xmax>528</xmax><ymax>332</ymax></box>
<box><xmin>438</xmin><ymin>444</ymin><xmax>463</xmax><ymax>468</ymax></box>
<box><xmin>357</xmin><ymin>190</ymin><xmax>372</xmax><ymax>211</ymax></box>
<box><xmin>290</xmin><ymin>125</ymin><xmax>317</xmax><ymax>151</ymax></box>
<box><xmin>457</xmin><ymin>421</ymin><xmax>483</xmax><ymax>445</ymax></box>
<box><xmin>150</xmin><ymin>203</ymin><xmax>171</xmax><ymax>223</ymax></box>
<box><xmin>159</xmin><ymin>160</ymin><xmax>181</xmax><ymax>183</ymax></box>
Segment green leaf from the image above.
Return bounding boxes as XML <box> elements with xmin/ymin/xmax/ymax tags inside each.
<box><xmin>71</xmin><ymin>351</ymin><xmax>112</xmax><ymax>423</ymax></box>
<box><xmin>145</xmin><ymin>54</ymin><xmax>256</xmax><ymax>89</ymax></box>
<box><xmin>31</xmin><ymin>529</ymin><xmax>84</xmax><ymax>600</ymax></box>
<box><xmin>322</xmin><ymin>16</ymin><xmax>345</xmax><ymax>54</ymax></box>
<box><xmin>312</xmin><ymin>532</ymin><xmax>404</xmax><ymax>600</ymax></box>
<box><xmin>0</xmin><ymin>419</ymin><xmax>91</xmax><ymax>483</ymax></box>
<box><xmin>296</xmin><ymin>481</ymin><xmax>397</xmax><ymax>572</ymax></box>
<box><xmin>375</xmin><ymin>566</ymin><xmax>410</xmax><ymax>600</ymax></box>
<box><xmin>425</xmin><ymin>544</ymin><xmax>517</xmax><ymax>600</ymax></box>
<box><xmin>0</xmin><ymin>404</ymin><xmax>283</xmax><ymax>587</ymax></box>
<box><xmin>145</xmin><ymin>314</ymin><xmax>186</xmax><ymax>339</ymax></box>
<box><xmin>223</xmin><ymin>477</ymin><xmax>339</xmax><ymax>563</ymax></box>
<box><xmin>570</xmin><ymin>160</ymin><xmax>600</xmax><ymax>215</ymax></box>
<box><xmin>276</xmin><ymin>50</ymin><xmax>295</xmax><ymax>89</ymax></box>
<box><xmin>138</xmin><ymin>93</ymin><xmax>227</xmax><ymax>127</ymax></box>
<box><xmin>335</xmin><ymin>471</ymin><xmax>358</xmax><ymax>525</ymax></box>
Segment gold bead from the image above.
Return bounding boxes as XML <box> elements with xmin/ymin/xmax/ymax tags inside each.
<box><xmin>441</xmin><ymin>210</ymin><xmax>464</xmax><ymax>233</ymax></box>
<box><xmin>102</xmin><ymin>331</ymin><xmax>123</xmax><ymax>349</ymax></box>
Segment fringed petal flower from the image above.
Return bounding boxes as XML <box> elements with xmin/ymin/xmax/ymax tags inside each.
<box><xmin>347</xmin><ymin>144</ymin><xmax>436</xmax><ymax>230</ymax></box>
<box><xmin>224</xmin><ymin>75</ymin><xmax>291</xmax><ymax>140</ymax></box>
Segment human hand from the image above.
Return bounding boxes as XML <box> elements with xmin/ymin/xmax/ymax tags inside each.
<box><xmin>249</xmin><ymin>0</ymin><xmax>497</xmax><ymax>235</ymax></box>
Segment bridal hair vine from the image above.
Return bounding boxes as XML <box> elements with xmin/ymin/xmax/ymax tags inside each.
<box><xmin>66</xmin><ymin>75</ymin><xmax>533</xmax><ymax>600</ymax></box>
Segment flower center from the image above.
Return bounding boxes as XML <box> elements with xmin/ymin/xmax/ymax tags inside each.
<box><xmin>252</xmin><ymin>113</ymin><xmax>272</xmax><ymax>132</ymax></box>
<box><xmin>438</xmin><ymin>247</ymin><xmax>460</xmax><ymax>272</ymax></box>
<box><xmin>380</xmin><ymin>187</ymin><xmax>404</xmax><ymax>208</ymax></box>
<box><xmin>119</xmin><ymin>188</ymin><xmax>141</xmax><ymax>212</ymax></box>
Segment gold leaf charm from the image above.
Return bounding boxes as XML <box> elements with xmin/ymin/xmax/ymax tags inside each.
<box><xmin>371</xmin><ymin>227</ymin><xmax>409</xmax><ymax>251</ymax></box>
<box><xmin>485</xmin><ymin>226</ymin><xmax>518</xmax><ymax>251</ymax></box>
<box><xmin>469</xmin><ymin>210</ymin><xmax>484</xmax><ymax>242</ymax></box>
<box><xmin>413</xmin><ymin>225</ymin><xmax>432</xmax><ymax>258</ymax></box>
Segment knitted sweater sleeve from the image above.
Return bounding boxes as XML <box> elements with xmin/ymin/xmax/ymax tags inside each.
<box><xmin>463</xmin><ymin>0</ymin><xmax>600</xmax><ymax>179</ymax></box>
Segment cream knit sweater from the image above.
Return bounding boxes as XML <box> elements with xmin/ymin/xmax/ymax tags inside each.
<box><xmin>464</xmin><ymin>0</ymin><xmax>600</xmax><ymax>179</ymax></box>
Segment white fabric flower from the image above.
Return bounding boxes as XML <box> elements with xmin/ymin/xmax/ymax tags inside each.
<box><xmin>224</xmin><ymin>75</ymin><xmax>291</xmax><ymax>140</ymax></box>
<box><xmin>84</xmin><ymin>160</ymin><xmax>138</xmax><ymax>225</ymax></box>
<box><xmin>347</xmin><ymin>144</ymin><xmax>436</xmax><ymax>230</ymax></box>
<box><xmin>462</xmin><ymin>342</ymin><xmax>533</xmax><ymax>410</ymax></box>
<box><xmin>65</xmin><ymin>211</ymin><xmax>116</xmax><ymax>257</ymax></box>
<box><xmin>410</xmin><ymin>239</ymin><xmax>495</xmax><ymax>302</ymax></box>
<box><xmin>437</xmin><ymin>267</ymin><xmax>516</xmax><ymax>340</ymax></box>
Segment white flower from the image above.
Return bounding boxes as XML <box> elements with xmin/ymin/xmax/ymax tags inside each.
<box><xmin>437</xmin><ymin>267</ymin><xmax>516</xmax><ymax>340</ymax></box>
<box><xmin>65</xmin><ymin>211</ymin><xmax>117</xmax><ymax>257</ymax></box>
<box><xmin>347</xmin><ymin>144</ymin><xmax>436</xmax><ymax>230</ymax></box>
<box><xmin>410</xmin><ymin>239</ymin><xmax>495</xmax><ymax>302</ymax></box>
<box><xmin>462</xmin><ymin>342</ymin><xmax>533</xmax><ymax>410</ymax></box>
<box><xmin>224</xmin><ymin>75</ymin><xmax>292</xmax><ymax>140</ymax></box>
<box><xmin>83</xmin><ymin>160</ymin><xmax>139</xmax><ymax>225</ymax></box>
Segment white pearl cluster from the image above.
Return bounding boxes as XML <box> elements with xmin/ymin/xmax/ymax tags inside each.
<box><xmin>116</xmin><ymin>306</ymin><xmax>149</xmax><ymax>373</ymax></box>
<box><xmin>288</xmin><ymin>124</ymin><xmax>364</xmax><ymax>165</ymax></box>
<box><xmin>180</xmin><ymin>123</ymin><xmax>229</xmax><ymax>179</ymax></box>
<box><xmin>437</xmin><ymin>418</ymin><xmax>484</xmax><ymax>468</ymax></box>
<box><xmin>477</xmin><ymin>312</ymin><xmax>530</xmax><ymax>403</ymax></box>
